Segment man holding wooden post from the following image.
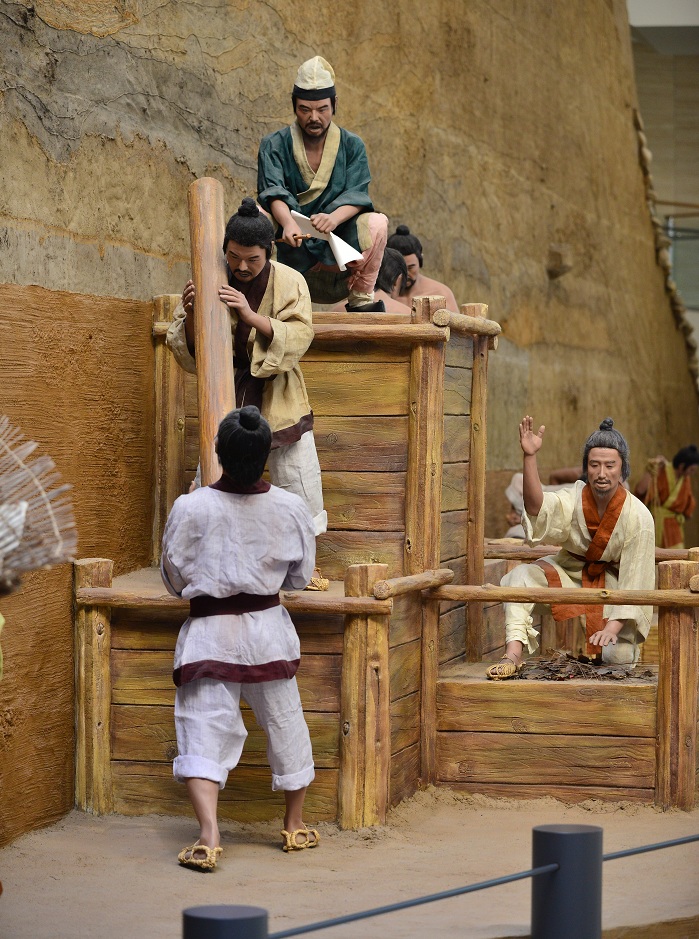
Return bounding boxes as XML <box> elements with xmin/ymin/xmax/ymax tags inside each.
<box><xmin>168</xmin><ymin>197</ymin><xmax>328</xmax><ymax>588</ymax></box>
<box><xmin>487</xmin><ymin>416</ymin><xmax>655</xmax><ymax>680</ymax></box>
<box><xmin>257</xmin><ymin>56</ymin><xmax>388</xmax><ymax>311</ymax></box>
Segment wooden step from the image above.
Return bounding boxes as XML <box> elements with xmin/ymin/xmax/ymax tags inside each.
<box><xmin>435</xmin><ymin>662</ymin><xmax>658</xmax><ymax>804</ymax></box>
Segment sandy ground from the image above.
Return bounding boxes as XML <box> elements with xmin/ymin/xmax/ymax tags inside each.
<box><xmin>0</xmin><ymin>788</ymin><xmax>698</xmax><ymax>939</ymax></box>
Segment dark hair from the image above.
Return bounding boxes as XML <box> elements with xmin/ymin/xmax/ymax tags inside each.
<box><xmin>581</xmin><ymin>418</ymin><xmax>630</xmax><ymax>481</ymax></box>
<box><xmin>223</xmin><ymin>198</ymin><xmax>275</xmax><ymax>258</ymax></box>
<box><xmin>673</xmin><ymin>444</ymin><xmax>699</xmax><ymax>470</ymax></box>
<box><xmin>376</xmin><ymin>247</ymin><xmax>408</xmax><ymax>295</ymax></box>
<box><xmin>215</xmin><ymin>406</ymin><xmax>272</xmax><ymax>485</ymax></box>
<box><xmin>292</xmin><ymin>94</ymin><xmax>336</xmax><ymax>114</ymax></box>
<box><xmin>386</xmin><ymin>225</ymin><xmax>423</xmax><ymax>267</ymax></box>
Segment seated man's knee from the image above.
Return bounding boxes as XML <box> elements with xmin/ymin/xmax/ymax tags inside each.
<box><xmin>601</xmin><ymin>641</ymin><xmax>639</xmax><ymax>665</ymax></box>
<box><xmin>501</xmin><ymin>563</ymin><xmax>545</xmax><ymax>589</ymax></box>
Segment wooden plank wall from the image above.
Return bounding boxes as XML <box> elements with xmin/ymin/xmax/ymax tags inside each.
<box><xmin>436</xmin><ymin>678</ymin><xmax>657</xmax><ymax>803</ymax></box>
<box><xmin>109</xmin><ymin>606</ymin><xmax>341</xmax><ymax>820</ymax></box>
<box><xmin>440</xmin><ymin>333</ymin><xmax>472</xmax><ymax>668</ymax></box>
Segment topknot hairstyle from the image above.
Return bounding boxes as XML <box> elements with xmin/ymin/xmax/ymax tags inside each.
<box><xmin>386</xmin><ymin>225</ymin><xmax>423</xmax><ymax>267</ymax></box>
<box><xmin>581</xmin><ymin>418</ymin><xmax>630</xmax><ymax>482</ymax></box>
<box><xmin>672</xmin><ymin>444</ymin><xmax>699</xmax><ymax>470</ymax></box>
<box><xmin>223</xmin><ymin>198</ymin><xmax>275</xmax><ymax>258</ymax></box>
<box><xmin>215</xmin><ymin>406</ymin><xmax>272</xmax><ymax>485</ymax></box>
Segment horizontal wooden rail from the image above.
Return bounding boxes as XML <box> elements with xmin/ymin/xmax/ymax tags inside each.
<box><xmin>75</xmin><ymin>586</ymin><xmax>392</xmax><ymax>616</ymax></box>
<box><xmin>690</xmin><ymin>575</ymin><xmax>699</xmax><ymax>592</ymax></box>
<box><xmin>313</xmin><ymin>311</ymin><xmax>411</xmax><ymax>326</ymax></box>
<box><xmin>428</xmin><ymin>584</ymin><xmax>699</xmax><ymax>607</ymax></box>
<box><xmin>483</xmin><ymin>542</ymin><xmax>691</xmax><ymax>563</ymax></box>
<box><xmin>432</xmin><ymin>308</ymin><xmax>501</xmax><ymax>337</ymax></box>
<box><xmin>312</xmin><ymin>323</ymin><xmax>448</xmax><ymax>343</ymax></box>
<box><xmin>373</xmin><ymin>568</ymin><xmax>454</xmax><ymax>600</ymax></box>
<box><xmin>153</xmin><ymin>319</ymin><xmax>448</xmax><ymax>344</ymax></box>
<box><xmin>280</xmin><ymin>593</ymin><xmax>393</xmax><ymax>615</ymax></box>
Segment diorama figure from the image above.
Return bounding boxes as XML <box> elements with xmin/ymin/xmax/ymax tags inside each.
<box><xmin>168</xmin><ymin>197</ymin><xmax>328</xmax><ymax>588</ymax></box>
<box><xmin>161</xmin><ymin>406</ymin><xmax>319</xmax><ymax>870</ymax></box>
<box><xmin>386</xmin><ymin>225</ymin><xmax>459</xmax><ymax>313</ymax></box>
<box><xmin>487</xmin><ymin>416</ymin><xmax>655</xmax><ymax>680</ymax></box>
<box><xmin>634</xmin><ymin>445</ymin><xmax>699</xmax><ymax>548</ymax></box>
<box><xmin>257</xmin><ymin>56</ymin><xmax>388</xmax><ymax>311</ymax></box>
<box><xmin>331</xmin><ymin>248</ymin><xmax>409</xmax><ymax>313</ymax></box>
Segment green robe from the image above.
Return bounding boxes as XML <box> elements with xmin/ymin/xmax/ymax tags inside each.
<box><xmin>257</xmin><ymin>122</ymin><xmax>374</xmax><ymax>273</ymax></box>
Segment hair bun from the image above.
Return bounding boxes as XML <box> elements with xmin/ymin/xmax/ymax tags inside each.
<box><xmin>239</xmin><ymin>405</ymin><xmax>261</xmax><ymax>429</ymax></box>
<box><xmin>599</xmin><ymin>418</ymin><xmax>614</xmax><ymax>431</ymax></box>
<box><xmin>238</xmin><ymin>197</ymin><xmax>260</xmax><ymax>218</ymax></box>
<box><xmin>395</xmin><ymin>224</ymin><xmax>411</xmax><ymax>236</ymax></box>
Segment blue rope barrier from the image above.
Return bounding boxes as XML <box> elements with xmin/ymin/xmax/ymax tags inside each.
<box><xmin>268</xmin><ymin>863</ymin><xmax>559</xmax><ymax>938</ymax></box>
<box><xmin>604</xmin><ymin>832</ymin><xmax>699</xmax><ymax>862</ymax></box>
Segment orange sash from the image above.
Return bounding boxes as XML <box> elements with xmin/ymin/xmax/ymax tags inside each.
<box><xmin>536</xmin><ymin>484</ymin><xmax>627</xmax><ymax>655</ymax></box>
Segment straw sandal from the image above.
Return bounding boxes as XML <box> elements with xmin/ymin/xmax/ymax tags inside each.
<box><xmin>304</xmin><ymin>568</ymin><xmax>329</xmax><ymax>591</ymax></box>
<box><xmin>486</xmin><ymin>654</ymin><xmax>524</xmax><ymax>681</ymax></box>
<box><xmin>281</xmin><ymin>827</ymin><xmax>320</xmax><ymax>852</ymax></box>
<box><xmin>177</xmin><ymin>841</ymin><xmax>223</xmax><ymax>871</ymax></box>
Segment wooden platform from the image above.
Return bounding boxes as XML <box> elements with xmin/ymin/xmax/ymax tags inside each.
<box><xmin>436</xmin><ymin>662</ymin><xmax>659</xmax><ymax>804</ymax></box>
<box><xmin>77</xmin><ymin>564</ymin><xmax>425</xmax><ymax>824</ymax></box>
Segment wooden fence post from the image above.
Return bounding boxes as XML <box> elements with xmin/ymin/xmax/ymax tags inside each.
<box><xmin>655</xmin><ymin>555</ymin><xmax>699</xmax><ymax>809</ymax></box>
<box><xmin>339</xmin><ymin>564</ymin><xmax>390</xmax><ymax>829</ymax></box>
<box><xmin>151</xmin><ymin>294</ymin><xmax>186</xmax><ymax>562</ymax></box>
<box><xmin>406</xmin><ymin>296</ymin><xmax>446</xmax><ymax>785</ymax></box>
<box><xmin>74</xmin><ymin>558</ymin><xmax>114</xmax><ymax>814</ymax></box>
<box><xmin>464</xmin><ymin>303</ymin><xmax>489</xmax><ymax>662</ymax></box>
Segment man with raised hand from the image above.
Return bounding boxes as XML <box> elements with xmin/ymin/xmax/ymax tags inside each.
<box><xmin>487</xmin><ymin>416</ymin><xmax>655</xmax><ymax>680</ymax></box>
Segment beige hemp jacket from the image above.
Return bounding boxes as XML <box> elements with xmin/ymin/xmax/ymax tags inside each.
<box><xmin>166</xmin><ymin>260</ymin><xmax>314</xmax><ymax>435</ymax></box>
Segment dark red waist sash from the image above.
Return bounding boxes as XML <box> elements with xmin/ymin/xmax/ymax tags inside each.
<box><xmin>189</xmin><ymin>593</ymin><xmax>280</xmax><ymax>617</ymax></box>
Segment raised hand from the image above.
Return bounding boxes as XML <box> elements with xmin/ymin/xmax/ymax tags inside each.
<box><xmin>519</xmin><ymin>415</ymin><xmax>545</xmax><ymax>456</ymax></box>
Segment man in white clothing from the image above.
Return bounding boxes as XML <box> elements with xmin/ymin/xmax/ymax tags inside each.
<box><xmin>487</xmin><ymin>416</ymin><xmax>655</xmax><ymax>680</ymax></box>
<box><xmin>161</xmin><ymin>405</ymin><xmax>319</xmax><ymax>867</ymax></box>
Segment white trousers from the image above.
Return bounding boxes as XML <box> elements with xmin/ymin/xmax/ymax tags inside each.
<box><xmin>268</xmin><ymin>430</ymin><xmax>327</xmax><ymax>536</ymax></box>
<box><xmin>501</xmin><ymin>564</ymin><xmax>641</xmax><ymax>664</ymax></box>
<box><xmin>174</xmin><ymin>677</ymin><xmax>315</xmax><ymax>791</ymax></box>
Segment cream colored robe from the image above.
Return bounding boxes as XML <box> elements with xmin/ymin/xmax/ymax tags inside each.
<box><xmin>167</xmin><ymin>260</ymin><xmax>314</xmax><ymax>435</ymax></box>
<box><xmin>503</xmin><ymin>481</ymin><xmax>655</xmax><ymax>651</ymax></box>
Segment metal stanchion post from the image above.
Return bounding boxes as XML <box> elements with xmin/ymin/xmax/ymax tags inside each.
<box><xmin>531</xmin><ymin>824</ymin><xmax>603</xmax><ymax>939</ymax></box>
<box><xmin>183</xmin><ymin>905</ymin><xmax>268</xmax><ymax>939</ymax></box>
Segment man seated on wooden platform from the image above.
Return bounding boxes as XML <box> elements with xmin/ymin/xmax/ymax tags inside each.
<box><xmin>487</xmin><ymin>416</ymin><xmax>655</xmax><ymax>680</ymax></box>
<box><xmin>386</xmin><ymin>225</ymin><xmax>459</xmax><ymax>314</ymax></box>
<box><xmin>167</xmin><ymin>198</ymin><xmax>329</xmax><ymax>589</ymax></box>
<box><xmin>257</xmin><ymin>55</ymin><xmax>388</xmax><ymax>312</ymax></box>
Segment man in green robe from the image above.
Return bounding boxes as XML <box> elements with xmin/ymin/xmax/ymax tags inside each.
<box><xmin>257</xmin><ymin>56</ymin><xmax>388</xmax><ymax>311</ymax></box>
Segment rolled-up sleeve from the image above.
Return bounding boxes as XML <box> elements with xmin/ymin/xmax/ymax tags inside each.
<box><xmin>165</xmin><ymin>301</ymin><xmax>197</xmax><ymax>374</ymax></box>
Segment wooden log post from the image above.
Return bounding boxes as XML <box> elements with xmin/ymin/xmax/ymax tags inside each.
<box><xmin>406</xmin><ymin>296</ymin><xmax>447</xmax><ymax>784</ymax></box>
<box><xmin>339</xmin><ymin>564</ymin><xmax>391</xmax><ymax>829</ymax></box>
<box><xmin>655</xmin><ymin>555</ymin><xmax>699</xmax><ymax>810</ymax></box>
<box><xmin>188</xmin><ymin>177</ymin><xmax>235</xmax><ymax>485</ymax></box>
<box><xmin>74</xmin><ymin>558</ymin><xmax>114</xmax><ymax>814</ymax></box>
<box><xmin>464</xmin><ymin>303</ymin><xmax>490</xmax><ymax>661</ymax></box>
<box><xmin>151</xmin><ymin>294</ymin><xmax>187</xmax><ymax>561</ymax></box>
